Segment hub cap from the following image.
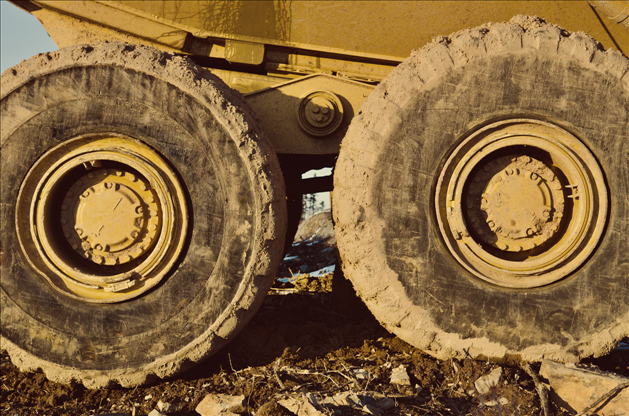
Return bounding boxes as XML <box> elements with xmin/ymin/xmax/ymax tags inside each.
<box><xmin>17</xmin><ymin>135</ymin><xmax>188</xmax><ymax>302</ymax></box>
<box><xmin>435</xmin><ymin>119</ymin><xmax>607</xmax><ymax>288</ymax></box>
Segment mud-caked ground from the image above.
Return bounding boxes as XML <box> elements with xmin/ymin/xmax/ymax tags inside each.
<box><xmin>2</xmin><ymin>212</ymin><xmax>628</xmax><ymax>416</ymax></box>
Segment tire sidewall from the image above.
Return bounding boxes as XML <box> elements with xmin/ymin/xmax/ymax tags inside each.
<box><xmin>334</xmin><ymin>20</ymin><xmax>629</xmax><ymax>361</ymax></box>
<box><xmin>1</xmin><ymin>44</ymin><xmax>286</xmax><ymax>385</ymax></box>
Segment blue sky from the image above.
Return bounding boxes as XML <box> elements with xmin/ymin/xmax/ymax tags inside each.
<box><xmin>1</xmin><ymin>1</ymin><xmax>58</xmax><ymax>73</ymax></box>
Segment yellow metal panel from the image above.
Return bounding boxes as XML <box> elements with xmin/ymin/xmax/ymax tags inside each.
<box><xmin>112</xmin><ymin>1</ymin><xmax>627</xmax><ymax>56</ymax></box>
<box><xmin>33</xmin><ymin>0</ymin><xmax>188</xmax><ymax>49</ymax></box>
<box><xmin>30</xmin><ymin>7</ymin><xmax>180</xmax><ymax>52</ymax></box>
<box><xmin>245</xmin><ymin>74</ymin><xmax>375</xmax><ymax>154</ymax></box>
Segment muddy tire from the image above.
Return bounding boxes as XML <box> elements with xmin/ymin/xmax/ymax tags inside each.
<box><xmin>334</xmin><ymin>16</ymin><xmax>629</xmax><ymax>363</ymax></box>
<box><xmin>1</xmin><ymin>43</ymin><xmax>286</xmax><ymax>387</ymax></box>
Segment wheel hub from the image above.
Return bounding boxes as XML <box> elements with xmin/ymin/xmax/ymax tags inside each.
<box><xmin>435</xmin><ymin>119</ymin><xmax>607</xmax><ymax>288</ymax></box>
<box><xmin>62</xmin><ymin>169</ymin><xmax>161</xmax><ymax>266</ymax></box>
<box><xmin>468</xmin><ymin>155</ymin><xmax>564</xmax><ymax>252</ymax></box>
<box><xmin>17</xmin><ymin>135</ymin><xmax>187</xmax><ymax>302</ymax></box>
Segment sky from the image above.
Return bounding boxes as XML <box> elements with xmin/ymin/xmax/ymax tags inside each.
<box><xmin>0</xmin><ymin>0</ymin><xmax>330</xmax><ymax>211</ymax></box>
<box><xmin>1</xmin><ymin>1</ymin><xmax>58</xmax><ymax>73</ymax></box>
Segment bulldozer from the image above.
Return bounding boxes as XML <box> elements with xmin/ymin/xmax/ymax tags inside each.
<box><xmin>1</xmin><ymin>1</ymin><xmax>628</xmax><ymax>388</ymax></box>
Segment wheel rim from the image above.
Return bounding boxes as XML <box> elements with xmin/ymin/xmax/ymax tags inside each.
<box><xmin>435</xmin><ymin>119</ymin><xmax>607</xmax><ymax>288</ymax></box>
<box><xmin>17</xmin><ymin>134</ymin><xmax>188</xmax><ymax>303</ymax></box>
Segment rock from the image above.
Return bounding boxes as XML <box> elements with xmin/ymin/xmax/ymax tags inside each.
<box><xmin>483</xmin><ymin>398</ymin><xmax>509</xmax><ymax>406</ymax></box>
<box><xmin>540</xmin><ymin>360</ymin><xmax>629</xmax><ymax>415</ymax></box>
<box><xmin>278</xmin><ymin>393</ymin><xmax>325</xmax><ymax>416</ymax></box>
<box><xmin>353</xmin><ymin>368</ymin><xmax>369</xmax><ymax>380</ymax></box>
<box><xmin>390</xmin><ymin>365</ymin><xmax>411</xmax><ymax>385</ymax></box>
<box><xmin>320</xmin><ymin>391</ymin><xmax>362</xmax><ymax>407</ymax></box>
<box><xmin>256</xmin><ymin>400</ymin><xmax>293</xmax><ymax>416</ymax></box>
<box><xmin>147</xmin><ymin>410</ymin><xmax>165</xmax><ymax>416</ymax></box>
<box><xmin>363</xmin><ymin>404</ymin><xmax>383</xmax><ymax>415</ymax></box>
<box><xmin>156</xmin><ymin>401</ymin><xmax>178</xmax><ymax>413</ymax></box>
<box><xmin>95</xmin><ymin>413</ymin><xmax>130</xmax><ymax>416</ymax></box>
<box><xmin>294</xmin><ymin>211</ymin><xmax>335</xmax><ymax>244</ymax></box>
<box><xmin>375</xmin><ymin>397</ymin><xmax>395</xmax><ymax>410</ymax></box>
<box><xmin>475</xmin><ymin>367</ymin><xmax>503</xmax><ymax>395</ymax></box>
<box><xmin>156</xmin><ymin>400</ymin><xmax>182</xmax><ymax>414</ymax></box>
<box><xmin>144</xmin><ymin>394</ymin><xmax>153</xmax><ymax>401</ymax></box>
<box><xmin>195</xmin><ymin>393</ymin><xmax>245</xmax><ymax>416</ymax></box>
<box><xmin>319</xmin><ymin>391</ymin><xmax>396</xmax><ymax>412</ymax></box>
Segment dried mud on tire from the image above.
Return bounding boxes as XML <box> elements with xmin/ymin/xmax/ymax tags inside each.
<box><xmin>1</xmin><ymin>43</ymin><xmax>286</xmax><ymax>388</ymax></box>
<box><xmin>334</xmin><ymin>16</ymin><xmax>629</xmax><ymax>364</ymax></box>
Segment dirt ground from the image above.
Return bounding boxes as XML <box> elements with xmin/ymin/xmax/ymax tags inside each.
<box><xmin>2</xmin><ymin>212</ymin><xmax>628</xmax><ymax>416</ymax></box>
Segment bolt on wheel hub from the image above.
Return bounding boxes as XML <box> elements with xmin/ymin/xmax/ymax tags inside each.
<box><xmin>435</xmin><ymin>119</ymin><xmax>607</xmax><ymax>288</ymax></box>
<box><xmin>17</xmin><ymin>135</ymin><xmax>187</xmax><ymax>302</ymax></box>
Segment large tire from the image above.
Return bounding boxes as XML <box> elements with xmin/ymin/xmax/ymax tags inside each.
<box><xmin>1</xmin><ymin>43</ymin><xmax>286</xmax><ymax>387</ymax></box>
<box><xmin>334</xmin><ymin>16</ymin><xmax>629</xmax><ymax>363</ymax></box>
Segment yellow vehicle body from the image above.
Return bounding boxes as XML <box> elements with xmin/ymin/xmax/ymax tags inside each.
<box><xmin>12</xmin><ymin>1</ymin><xmax>628</xmax><ymax>157</ymax></box>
